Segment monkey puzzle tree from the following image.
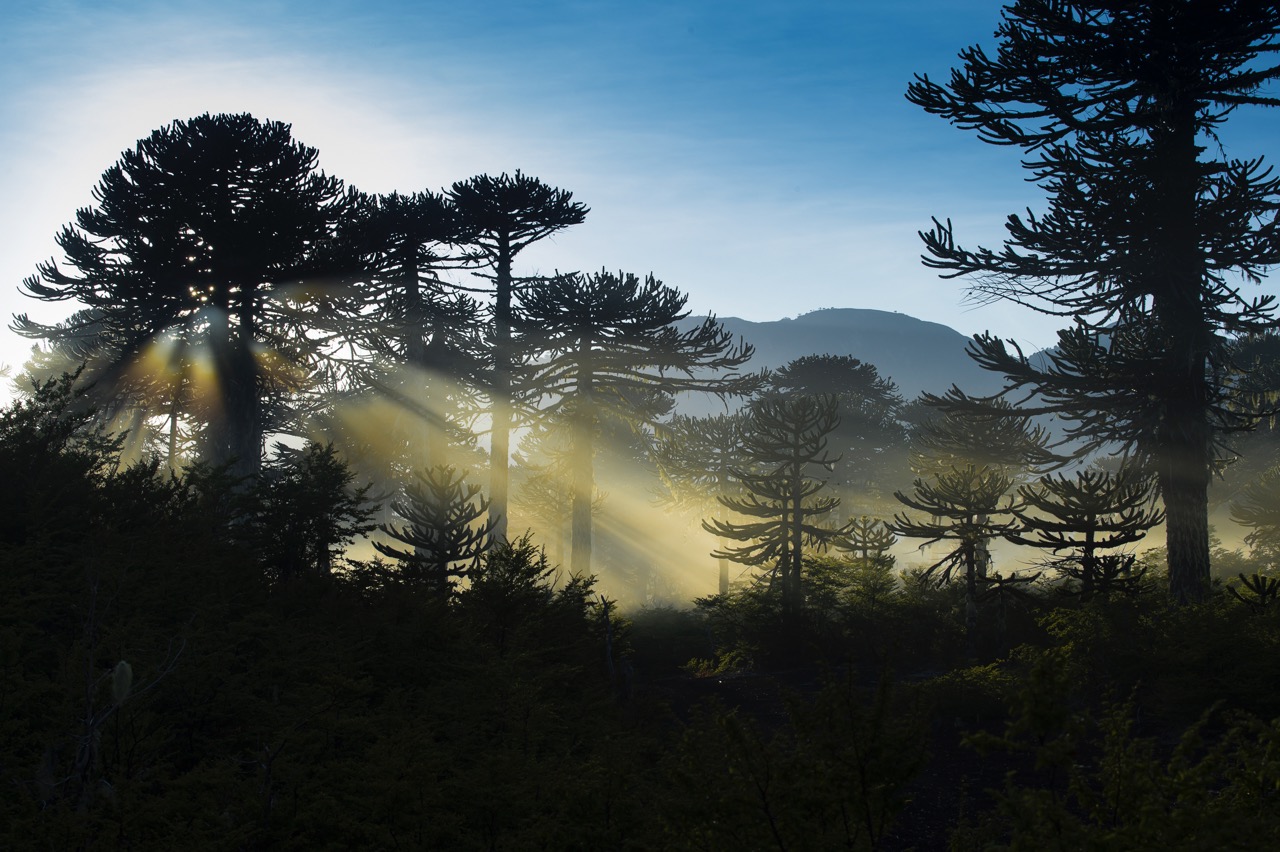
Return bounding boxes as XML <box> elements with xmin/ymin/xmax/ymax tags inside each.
<box><xmin>448</xmin><ymin>172</ymin><xmax>589</xmax><ymax>543</ymax></box>
<box><xmin>894</xmin><ymin>399</ymin><xmax>1055</xmax><ymax>648</ymax></box>
<box><xmin>374</xmin><ymin>465</ymin><xmax>496</xmax><ymax>597</ymax></box>
<box><xmin>704</xmin><ymin>394</ymin><xmax>851</xmax><ymax>620</ymax></box>
<box><xmin>892</xmin><ymin>464</ymin><xmax>1022</xmax><ymax>653</ymax></box>
<box><xmin>325</xmin><ymin>190</ymin><xmax>483</xmax><ymax>470</ymax></box>
<box><xmin>1009</xmin><ymin>463</ymin><xmax>1164</xmax><ymax>601</ymax></box>
<box><xmin>909</xmin><ymin>398</ymin><xmax>1060</xmax><ymax>581</ymax></box>
<box><xmin>908</xmin><ymin>1</ymin><xmax>1280</xmax><ymax>602</ymax></box>
<box><xmin>766</xmin><ymin>355</ymin><xmax>908</xmax><ymax>512</ymax></box>
<box><xmin>516</xmin><ymin>269</ymin><xmax>756</xmax><ymax>577</ymax></box>
<box><xmin>14</xmin><ymin>113</ymin><xmax>351</xmax><ymax>477</ymax></box>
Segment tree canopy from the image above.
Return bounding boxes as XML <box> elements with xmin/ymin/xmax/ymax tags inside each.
<box><xmin>14</xmin><ymin>113</ymin><xmax>352</xmax><ymax>476</ymax></box>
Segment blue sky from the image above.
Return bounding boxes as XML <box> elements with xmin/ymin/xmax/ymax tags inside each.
<box><xmin>3</xmin><ymin>0</ymin><xmax>1279</xmax><ymax>379</ymax></box>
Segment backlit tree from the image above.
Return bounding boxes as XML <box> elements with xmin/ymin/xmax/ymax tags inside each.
<box><xmin>704</xmin><ymin>394</ymin><xmax>851</xmax><ymax>619</ymax></box>
<box><xmin>448</xmin><ymin>172</ymin><xmax>589</xmax><ymax>542</ymax></box>
<box><xmin>516</xmin><ymin>269</ymin><xmax>756</xmax><ymax>576</ymax></box>
<box><xmin>15</xmin><ymin>114</ymin><xmax>352</xmax><ymax>476</ymax></box>
<box><xmin>908</xmin><ymin>1</ymin><xmax>1280</xmax><ymax>602</ymax></box>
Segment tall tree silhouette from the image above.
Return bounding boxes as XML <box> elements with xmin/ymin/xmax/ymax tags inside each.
<box><xmin>908</xmin><ymin>1</ymin><xmax>1280</xmax><ymax>602</ymax></box>
<box><xmin>704</xmin><ymin>394</ymin><xmax>850</xmax><ymax>619</ymax></box>
<box><xmin>892</xmin><ymin>464</ymin><xmax>1021</xmax><ymax>654</ymax></box>
<box><xmin>765</xmin><ymin>354</ymin><xmax>908</xmax><ymax>513</ymax></box>
<box><xmin>654</xmin><ymin>411</ymin><xmax>751</xmax><ymax>594</ymax></box>
<box><xmin>1009</xmin><ymin>463</ymin><xmax>1163</xmax><ymax>601</ymax></box>
<box><xmin>329</xmin><ymin>190</ymin><xmax>482</xmax><ymax>469</ymax></box>
<box><xmin>516</xmin><ymin>269</ymin><xmax>756</xmax><ymax>576</ymax></box>
<box><xmin>894</xmin><ymin>400</ymin><xmax>1054</xmax><ymax>647</ymax></box>
<box><xmin>14</xmin><ymin>113</ymin><xmax>350</xmax><ymax>477</ymax></box>
<box><xmin>448</xmin><ymin>172</ymin><xmax>588</xmax><ymax>543</ymax></box>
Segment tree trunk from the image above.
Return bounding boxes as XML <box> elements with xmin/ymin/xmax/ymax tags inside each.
<box><xmin>1152</xmin><ymin>99</ymin><xmax>1213</xmax><ymax>604</ymax></box>
<box><xmin>569</xmin><ymin>333</ymin><xmax>597</xmax><ymax>577</ymax></box>
<box><xmin>489</xmin><ymin>238</ymin><xmax>514</xmax><ymax>543</ymax></box>
<box><xmin>784</xmin><ymin>459</ymin><xmax>804</xmax><ymax>619</ymax></box>
<box><xmin>168</xmin><ymin>391</ymin><xmax>180</xmax><ymax>474</ymax></box>
<box><xmin>227</xmin><ymin>288</ymin><xmax>262</xmax><ymax>478</ymax></box>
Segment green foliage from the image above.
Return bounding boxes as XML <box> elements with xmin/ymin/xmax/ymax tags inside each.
<box><xmin>1227</xmin><ymin>570</ymin><xmax>1280</xmax><ymax>613</ymax></box>
<box><xmin>767</xmin><ymin>354</ymin><xmax>910</xmax><ymax>510</ymax></box>
<box><xmin>1231</xmin><ymin>464</ymin><xmax>1280</xmax><ymax>566</ymax></box>
<box><xmin>242</xmin><ymin>442</ymin><xmax>377</xmax><ymax>581</ymax></box>
<box><xmin>661</xmin><ymin>673</ymin><xmax>926</xmax><ymax>850</ymax></box>
<box><xmin>374</xmin><ymin>464</ymin><xmax>494</xmax><ymax>596</ymax></box>
<box><xmin>16</xmin><ymin>113</ymin><xmax>354</xmax><ymax>477</ymax></box>
<box><xmin>1010</xmin><ymin>464</ymin><xmax>1162</xmax><ymax>601</ymax></box>
<box><xmin>954</xmin><ymin>675</ymin><xmax>1280</xmax><ymax>851</ymax></box>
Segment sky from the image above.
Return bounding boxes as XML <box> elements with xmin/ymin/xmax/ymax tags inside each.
<box><xmin>3</xmin><ymin>0</ymin><xmax>1280</xmax><ymax>381</ymax></box>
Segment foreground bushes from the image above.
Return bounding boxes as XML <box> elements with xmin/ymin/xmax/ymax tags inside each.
<box><xmin>6</xmin><ymin>379</ymin><xmax>1280</xmax><ymax>849</ymax></box>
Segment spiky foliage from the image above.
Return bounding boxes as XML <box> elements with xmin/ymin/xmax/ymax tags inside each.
<box><xmin>767</xmin><ymin>355</ymin><xmax>908</xmax><ymax>510</ymax></box>
<box><xmin>911</xmin><ymin>398</ymin><xmax>1061</xmax><ymax>477</ymax></box>
<box><xmin>1009</xmin><ymin>463</ymin><xmax>1163</xmax><ymax>600</ymax></box>
<box><xmin>1230</xmin><ymin>466</ymin><xmax>1280</xmax><ymax>565</ymax></box>
<box><xmin>892</xmin><ymin>465</ymin><xmax>1022</xmax><ymax>593</ymax></box>
<box><xmin>448</xmin><ymin>171</ymin><xmax>589</xmax><ymax>543</ymax></box>
<box><xmin>14</xmin><ymin>113</ymin><xmax>352</xmax><ymax>476</ymax></box>
<box><xmin>704</xmin><ymin>394</ymin><xmax>851</xmax><ymax>618</ymax></box>
<box><xmin>908</xmin><ymin>1</ymin><xmax>1280</xmax><ymax>602</ymax></box>
<box><xmin>321</xmin><ymin>190</ymin><xmax>484</xmax><ymax>470</ymax></box>
<box><xmin>1229</xmin><ymin>571</ymin><xmax>1280</xmax><ymax>612</ymax></box>
<box><xmin>375</xmin><ymin>465</ymin><xmax>495</xmax><ymax>597</ymax></box>
<box><xmin>908</xmin><ymin>399</ymin><xmax>1057</xmax><ymax>580</ymax></box>
<box><xmin>516</xmin><ymin>269</ymin><xmax>757</xmax><ymax>576</ymax></box>
<box><xmin>244</xmin><ymin>442</ymin><xmax>377</xmax><ymax>581</ymax></box>
<box><xmin>841</xmin><ymin>516</ymin><xmax>897</xmax><ymax>565</ymax></box>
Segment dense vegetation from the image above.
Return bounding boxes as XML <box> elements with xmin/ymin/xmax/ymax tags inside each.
<box><xmin>9</xmin><ymin>1</ymin><xmax>1280</xmax><ymax>848</ymax></box>
<box><xmin>4</xmin><ymin>378</ymin><xmax>1280</xmax><ymax>850</ymax></box>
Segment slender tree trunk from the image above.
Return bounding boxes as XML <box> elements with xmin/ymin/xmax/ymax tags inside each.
<box><xmin>1080</xmin><ymin>530</ymin><xmax>1096</xmax><ymax>603</ymax></box>
<box><xmin>570</xmin><ymin>345</ymin><xmax>595</xmax><ymax>577</ymax></box>
<box><xmin>785</xmin><ymin>459</ymin><xmax>804</xmax><ymax>619</ymax></box>
<box><xmin>490</xmin><ymin>237</ymin><xmax>513</xmax><ymax>543</ymax></box>
<box><xmin>402</xmin><ymin>251</ymin><xmax>436</xmax><ymax>468</ymax></box>
<box><xmin>168</xmin><ymin>391</ymin><xmax>180</xmax><ymax>474</ymax></box>
<box><xmin>964</xmin><ymin>541</ymin><xmax>978</xmax><ymax>659</ymax></box>
<box><xmin>227</xmin><ymin>287</ymin><xmax>262</xmax><ymax>478</ymax></box>
<box><xmin>715</xmin><ymin>507</ymin><xmax>730</xmax><ymax>594</ymax></box>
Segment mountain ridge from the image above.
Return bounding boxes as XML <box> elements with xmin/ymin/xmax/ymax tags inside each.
<box><xmin>679</xmin><ymin>307</ymin><xmax>1016</xmax><ymax>402</ymax></box>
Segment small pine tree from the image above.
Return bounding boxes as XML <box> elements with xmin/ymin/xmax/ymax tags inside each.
<box><xmin>375</xmin><ymin>465</ymin><xmax>496</xmax><ymax>597</ymax></box>
<box><xmin>245</xmin><ymin>442</ymin><xmax>377</xmax><ymax>581</ymax></box>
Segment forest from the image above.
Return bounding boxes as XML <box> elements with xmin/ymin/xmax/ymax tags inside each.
<box><xmin>5</xmin><ymin>2</ymin><xmax>1280</xmax><ymax>849</ymax></box>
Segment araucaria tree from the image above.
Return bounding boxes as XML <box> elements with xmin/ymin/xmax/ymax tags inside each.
<box><xmin>448</xmin><ymin>172</ymin><xmax>589</xmax><ymax>543</ymax></box>
<box><xmin>15</xmin><ymin>113</ymin><xmax>351</xmax><ymax>477</ymax></box>
<box><xmin>908</xmin><ymin>2</ymin><xmax>1280</xmax><ymax>602</ymax></box>
<box><xmin>331</xmin><ymin>190</ymin><xmax>482</xmax><ymax>470</ymax></box>
<box><xmin>374</xmin><ymin>465</ymin><xmax>496</xmax><ymax>596</ymax></box>
<box><xmin>516</xmin><ymin>269</ymin><xmax>756</xmax><ymax>576</ymax></box>
<box><xmin>766</xmin><ymin>355</ymin><xmax>908</xmax><ymax>513</ymax></box>
<box><xmin>704</xmin><ymin>394</ymin><xmax>851</xmax><ymax>619</ymax></box>
<box><xmin>1009</xmin><ymin>464</ymin><xmax>1164</xmax><ymax>601</ymax></box>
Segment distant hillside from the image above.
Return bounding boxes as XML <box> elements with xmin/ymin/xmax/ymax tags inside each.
<box><xmin>676</xmin><ymin>308</ymin><xmax>1014</xmax><ymax>409</ymax></box>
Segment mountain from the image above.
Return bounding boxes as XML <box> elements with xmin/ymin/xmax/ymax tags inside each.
<box><xmin>677</xmin><ymin>307</ymin><xmax>1013</xmax><ymax>406</ymax></box>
